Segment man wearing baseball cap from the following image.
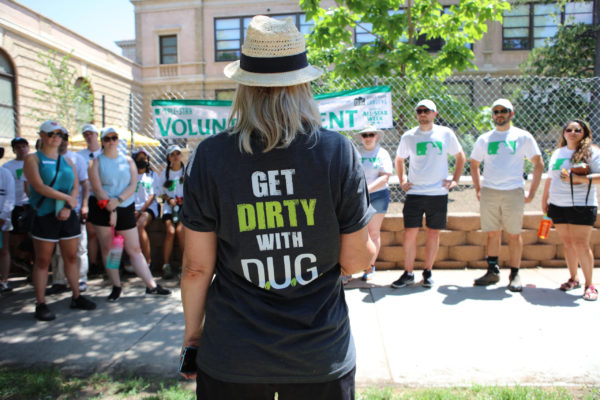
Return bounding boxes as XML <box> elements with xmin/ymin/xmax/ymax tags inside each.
<box><xmin>470</xmin><ymin>98</ymin><xmax>544</xmax><ymax>292</ymax></box>
<box><xmin>392</xmin><ymin>99</ymin><xmax>466</xmax><ymax>289</ymax></box>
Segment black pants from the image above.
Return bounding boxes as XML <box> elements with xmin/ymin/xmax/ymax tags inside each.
<box><xmin>196</xmin><ymin>367</ymin><xmax>356</xmax><ymax>400</ymax></box>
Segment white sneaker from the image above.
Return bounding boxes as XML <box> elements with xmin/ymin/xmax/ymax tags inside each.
<box><xmin>0</xmin><ymin>281</ymin><xmax>12</xmax><ymax>293</ymax></box>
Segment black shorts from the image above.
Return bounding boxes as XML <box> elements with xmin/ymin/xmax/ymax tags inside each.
<box><xmin>31</xmin><ymin>211</ymin><xmax>81</xmax><ymax>242</ymax></box>
<box><xmin>548</xmin><ymin>203</ymin><xmax>598</xmax><ymax>226</ymax></box>
<box><xmin>403</xmin><ymin>194</ymin><xmax>448</xmax><ymax>229</ymax></box>
<box><xmin>11</xmin><ymin>205</ymin><xmax>31</xmax><ymax>234</ymax></box>
<box><xmin>88</xmin><ymin>196</ymin><xmax>137</xmax><ymax>231</ymax></box>
<box><xmin>196</xmin><ymin>367</ymin><xmax>355</xmax><ymax>400</ymax></box>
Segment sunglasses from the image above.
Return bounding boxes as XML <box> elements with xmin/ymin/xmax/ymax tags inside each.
<box><xmin>493</xmin><ymin>109</ymin><xmax>509</xmax><ymax>115</ymax></box>
<box><xmin>361</xmin><ymin>133</ymin><xmax>376</xmax><ymax>138</ymax></box>
<box><xmin>565</xmin><ymin>128</ymin><xmax>583</xmax><ymax>133</ymax></box>
<box><xmin>102</xmin><ymin>135</ymin><xmax>119</xmax><ymax>142</ymax></box>
<box><xmin>416</xmin><ymin>108</ymin><xmax>431</xmax><ymax>115</ymax></box>
<box><xmin>44</xmin><ymin>130</ymin><xmax>63</xmax><ymax>138</ymax></box>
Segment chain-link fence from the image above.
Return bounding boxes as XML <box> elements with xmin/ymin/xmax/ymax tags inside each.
<box><xmin>126</xmin><ymin>75</ymin><xmax>600</xmax><ymax>208</ymax></box>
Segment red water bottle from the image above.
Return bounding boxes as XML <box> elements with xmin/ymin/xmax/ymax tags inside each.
<box><xmin>106</xmin><ymin>227</ymin><xmax>124</xmax><ymax>269</ymax></box>
<box><xmin>537</xmin><ymin>214</ymin><xmax>552</xmax><ymax>239</ymax></box>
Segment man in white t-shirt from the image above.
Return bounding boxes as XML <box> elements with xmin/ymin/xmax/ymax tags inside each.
<box><xmin>470</xmin><ymin>99</ymin><xmax>544</xmax><ymax>292</ymax></box>
<box><xmin>392</xmin><ymin>100</ymin><xmax>465</xmax><ymax>289</ymax></box>
<box><xmin>76</xmin><ymin>124</ymin><xmax>102</xmax><ymax>274</ymax></box>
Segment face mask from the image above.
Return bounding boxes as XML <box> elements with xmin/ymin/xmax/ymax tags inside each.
<box><xmin>135</xmin><ymin>160</ymin><xmax>149</xmax><ymax>169</ymax></box>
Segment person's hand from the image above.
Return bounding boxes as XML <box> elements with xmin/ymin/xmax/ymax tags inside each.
<box><xmin>109</xmin><ymin>210</ymin><xmax>117</xmax><ymax>227</ymax></box>
<box><xmin>66</xmin><ymin>195</ymin><xmax>78</xmax><ymax>210</ymax></box>
<box><xmin>180</xmin><ymin>338</ymin><xmax>201</xmax><ymax>380</ymax></box>
<box><xmin>475</xmin><ymin>188</ymin><xmax>481</xmax><ymax>202</ymax></box>
<box><xmin>57</xmin><ymin>208</ymin><xmax>70</xmax><ymax>221</ymax></box>
<box><xmin>168</xmin><ymin>198</ymin><xmax>176</xmax><ymax>207</ymax></box>
<box><xmin>401</xmin><ymin>181</ymin><xmax>413</xmax><ymax>192</ymax></box>
<box><xmin>442</xmin><ymin>179</ymin><xmax>457</xmax><ymax>190</ymax></box>
<box><xmin>80</xmin><ymin>206</ymin><xmax>88</xmax><ymax>221</ymax></box>
<box><xmin>134</xmin><ymin>211</ymin><xmax>140</xmax><ymax>220</ymax></box>
<box><xmin>541</xmin><ymin>200</ymin><xmax>549</xmax><ymax>214</ymax></box>
<box><xmin>106</xmin><ymin>198</ymin><xmax>120</xmax><ymax>212</ymax></box>
<box><xmin>525</xmin><ymin>191</ymin><xmax>536</xmax><ymax>204</ymax></box>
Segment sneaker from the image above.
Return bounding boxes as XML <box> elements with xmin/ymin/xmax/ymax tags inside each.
<box><xmin>361</xmin><ymin>265</ymin><xmax>375</xmax><ymax>281</ymax></box>
<box><xmin>341</xmin><ymin>274</ymin><xmax>353</xmax><ymax>285</ymax></box>
<box><xmin>107</xmin><ymin>286</ymin><xmax>122</xmax><ymax>302</ymax></box>
<box><xmin>0</xmin><ymin>281</ymin><xmax>12</xmax><ymax>293</ymax></box>
<box><xmin>162</xmin><ymin>264</ymin><xmax>174</xmax><ymax>280</ymax></box>
<box><xmin>35</xmin><ymin>303</ymin><xmax>56</xmax><ymax>321</ymax></box>
<box><xmin>146</xmin><ymin>284</ymin><xmax>171</xmax><ymax>296</ymax></box>
<box><xmin>45</xmin><ymin>283</ymin><xmax>69</xmax><ymax>295</ymax></box>
<box><xmin>391</xmin><ymin>271</ymin><xmax>415</xmax><ymax>288</ymax></box>
<box><xmin>70</xmin><ymin>295</ymin><xmax>97</xmax><ymax>310</ymax></box>
<box><xmin>78</xmin><ymin>281</ymin><xmax>88</xmax><ymax>292</ymax></box>
<box><xmin>422</xmin><ymin>269</ymin><xmax>434</xmax><ymax>288</ymax></box>
<box><xmin>508</xmin><ymin>269</ymin><xmax>522</xmax><ymax>292</ymax></box>
<box><xmin>473</xmin><ymin>269</ymin><xmax>500</xmax><ymax>286</ymax></box>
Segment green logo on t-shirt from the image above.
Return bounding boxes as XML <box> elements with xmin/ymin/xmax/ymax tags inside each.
<box><xmin>16</xmin><ymin>168</ymin><xmax>23</xmax><ymax>179</ymax></box>
<box><xmin>552</xmin><ymin>158</ymin><xmax>569</xmax><ymax>171</ymax></box>
<box><xmin>488</xmin><ymin>140</ymin><xmax>516</xmax><ymax>155</ymax></box>
<box><xmin>416</xmin><ymin>141</ymin><xmax>443</xmax><ymax>156</ymax></box>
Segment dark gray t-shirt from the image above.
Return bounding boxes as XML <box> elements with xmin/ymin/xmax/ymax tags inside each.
<box><xmin>182</xmin><ymin>128</ymin><xmax>373</xmax><ymax>384</ymax></box>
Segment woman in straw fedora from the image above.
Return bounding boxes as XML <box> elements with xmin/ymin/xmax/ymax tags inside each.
<box><xmin>342</xmin><ymin>125</ymin><xmax>392</xmax><ymax>285</ymax></box>
<box><xmin>180</xmin><ymin>15</ymin><xmax>375</xmax><ymax>399</ymax></box>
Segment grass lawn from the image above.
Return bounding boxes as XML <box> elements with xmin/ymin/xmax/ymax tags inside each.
<box><xmin>1</xmin><ymin>368</ymin><xmax>598</xmax><ymax>399</ymax></box>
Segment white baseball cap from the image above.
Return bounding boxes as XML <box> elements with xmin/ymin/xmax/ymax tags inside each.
<box><xmin>39</xmin><ymin>120</ymin><xmax>62</xmax><ymax>133</ymax></box>
<box><xmin>167</xmin><ymin>144</ymin><xmax>182</xmax><ymax>155</ymax></box>
<box><xmin>81</xmin><ymin>124</ymin><xmax>99</xmax><ymax>135</ymax></box>
<box><xmin>492</xmin><ymin>98</ymin><xmax>514</xmax><ymax>111</ymax></box>
<box><xmin>101</xmin><ymin>127</ymin><xmax>118</xmax><ymax>138</ymax></box>
<box><xmin>415</xmin><ymin>99</ymin><xmax>437</xmax><ymax>112</ymax></box>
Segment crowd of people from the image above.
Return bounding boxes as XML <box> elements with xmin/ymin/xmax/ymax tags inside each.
<box><xmin>0</xmin><ymin>121</ymin><xmax>182</xmax><ymax>321</ymax></box>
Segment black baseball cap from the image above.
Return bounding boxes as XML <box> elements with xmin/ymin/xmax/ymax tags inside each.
<box><xmin>11</xmin><ymin>137</ymin><xmax>29</xmax><ymax>148</ymax></box>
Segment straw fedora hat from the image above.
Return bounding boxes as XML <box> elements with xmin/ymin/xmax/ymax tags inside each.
<box><xmin>224</xmin><ymin>15</ymin><xmax>323</xmax><ymax>87</ymax></box>
<box><xmin>353</xmin><ymin>124</ymin><xmax>384</xmax><ymax>140</ymax></box>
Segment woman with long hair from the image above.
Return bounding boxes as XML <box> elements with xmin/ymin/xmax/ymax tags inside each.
<box><xmin>541</xmin><ymin>119</ymin><xmax>600</xmax><ymax>301</ymax></box>
<box><xmin>24</xmin><ymin>120</ymin><xmax>96</xmax><ymax>321</ymax></box>
<box><xmin>132</xmin><ymin>149</ymin><xmax>159</xmax><ymax>267</ymax></box>
<box><xmin>179</xmin><ymin>16</ymin><xmax>375</xmax><ymax>399</ymax></box>
<box><xmin>88</xmin><ymin>127</ymin><xmax>171</xmax><ymax>302</ymax></box>
<box><xmin>157</xmin><ymin>145</ymin><xmax>185</xmax><ymax>279</ymax></box>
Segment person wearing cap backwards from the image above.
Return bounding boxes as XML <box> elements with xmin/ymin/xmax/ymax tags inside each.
<box><xmin>23</xmin><ymin>120</ymin><xmax>96</xmax><ymax>321</ymax></box>
<box><xmin>77</xmin><ymin>124</ymin><xmax>102</xmax><ymax>275</ymax></box>
<box><xmin>0</xmin><ymin>145</ymin><xmax>15</xmax><ymax>293</ymax></box>
<box><xmin>156</xmin><ymin>145</ymin><xmax>185</xmax><ymax>279</ymax></box>
<box><xmin>47</xmin><ymin>128</ymin><xmax>90</xmax><ymax>295</ymax></box>
<box><xmin>88</xmin><ymin>127</ymin><xmax>171</xmax><ymax>302</ymax></box>
<box><xmin>180</xmin><ymin>15</ymin><xmax>375</xmax><ymax>399</ymax></box>
<box><xmin>391</xmin><ymin>100</ymin><xmax>466</xmax><ymax>289</ymax></box>
<box><xmin>3</xmin><ymin>137</ymin><xmax>32</xmax><ymax>272</ymax></box>
<box><xmin>470</xmin><ymin>99</ymin><xmax>544</xmax><ymax>292</ymax></box>
<box><xmin>132</xmin><ymin>149</ymin><xmax>159</xmax><ymax>269</ymax></box>
<box><xmin>341</xmin><ymin>125</ymin><xmax>392</xmax><ymax>284</ymax></box>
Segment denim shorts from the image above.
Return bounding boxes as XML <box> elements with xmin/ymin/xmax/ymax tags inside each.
<box><xmin>369</xmin><ymin>189</ymin><xmax>390</xmax><ymax>214</ymax></box>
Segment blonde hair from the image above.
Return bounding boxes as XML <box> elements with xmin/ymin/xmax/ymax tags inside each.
<box><xmin>228</xmin><ymin>83</ymin><xmax>321</xmax><ymax>154</ymax></box>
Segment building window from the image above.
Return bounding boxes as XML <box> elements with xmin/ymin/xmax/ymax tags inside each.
<box><xmin>74</xmin><ymin>77</ymin><xmax>94</xmax><ymax>126</ymax></box>
<box><xmin>159</xmin><ymin>35</ymin><xmax>178</xmax><ymax>64</ymax></box>
<box><xmin>215</xmin><ymin>14</ymin><xmax>314</xmax><ymax>62</ymax></box>
<box><xmin>502</xmin><ymin>1</ymin><xmax>593</xmax><ymax>50</ymax></box>
<box><xmin>0</xmin><ymin>49</ymin><xmax>17</xmax><ymax>138</ymax></box>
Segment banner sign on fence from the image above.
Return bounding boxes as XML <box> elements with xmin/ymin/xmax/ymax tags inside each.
<box><xmin>151</xmin><ymin>86</ymin><xmax>392</xmax><ymax>139</ymax></box>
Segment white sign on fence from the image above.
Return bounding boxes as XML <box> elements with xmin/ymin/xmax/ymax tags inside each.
<box><xmin>151</xmin><ymin>86</ymin><xmax>392</xmax><ymax>139</ymax></box>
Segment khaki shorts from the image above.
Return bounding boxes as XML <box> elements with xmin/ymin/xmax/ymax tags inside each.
<box><xmin>480</xmin><ymin>187</ymin><xmax>524</xmax><ymax>235</ymax></box>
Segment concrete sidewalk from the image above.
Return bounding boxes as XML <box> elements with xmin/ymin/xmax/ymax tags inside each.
<box><xmin>1</xmin><ymin>268</ymin><xmax>599</xmax><ymax>387</ymax></box>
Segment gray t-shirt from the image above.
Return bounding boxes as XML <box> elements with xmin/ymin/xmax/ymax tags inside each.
<box><xmin>182</xmin><ymin>128</ymin><xmax>373</xmax><ymax>384</ymax></box>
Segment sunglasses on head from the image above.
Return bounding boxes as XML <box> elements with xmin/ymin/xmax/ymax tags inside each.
<box><xmin>361</xmin><ymin>133</ymin><xmax>376</xmax><ymax>138</ymax></box>
<box><xmin>416</xmin><ymin>108</ymin><xmax>431</xmax><ymax>115</ymax></box>
<box><xmin>565</xmin><ymin>128</ymin><xmax>583</xmax><ymax>133</ymax></box>
<box><xmin>493</xmin><ymin>109</ymin><xmax>509</xmax><ymax>115</ymax></box>
<box><xmin>102</xmin><ymin>135</ymin><xmax>119</xmax><ymax>142</ymax></box>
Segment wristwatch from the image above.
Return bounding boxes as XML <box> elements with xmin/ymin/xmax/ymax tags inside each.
<box><xmin>64</xmin><ymin>203</ymin><xmax>72</xmax><ymax>210</ymax></box>
<box><xmin>117</xmin><ymin>196</ymin><xmax>124</xmax><ymax>203</ymax></box>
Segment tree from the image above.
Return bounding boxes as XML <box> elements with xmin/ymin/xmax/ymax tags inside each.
<box><xmin>300</xmin><ymin>0</ymin><xmax>509</xmax><ymax>80</ymax></box>
<box><xmin>29</xmin><ymin>51</ymin><xmax>94</xmax><ymax>134</ymax></box>
<box><xmin>522</xmin><ymin>23</ymin><xmax>598</xmax><ymax>77</ymax></box>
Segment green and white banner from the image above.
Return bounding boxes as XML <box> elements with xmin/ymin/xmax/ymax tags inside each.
<box><xmin>151</xmin><ymin>86</ymin><xmax>392</xmax><ymax>139</ymax></box>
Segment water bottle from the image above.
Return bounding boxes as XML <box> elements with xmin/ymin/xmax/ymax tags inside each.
<box><xmin>172</xmin><ymin>204</ymin><xmax>180</xmax><ymax>224</ymax></box>
<box><xmin>537</xmin><ymin>214</ymin><xmax>552</xmax><ymax>239</ymax></box>
<box><xmin>106</xmin><ymin>228</ymin><xmax>124</xmax><ymax>269</ymax></box>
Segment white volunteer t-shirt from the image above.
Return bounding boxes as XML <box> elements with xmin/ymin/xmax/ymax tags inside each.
<box><xmin>0</xmin><ymin>167</ymin><xmax>15</xmax><ymax>231</ymax></box>
<box><xmin>64</xmin><ymin>150</ymin><xmax>88</xmax><ymax>212</ymax></box>
<box><xmin>2</xmin><ymin>159</ymin><xmax>28</xmax><ymax>206</ymax></box>
<box><xmin>157</xmin><ymin>167</ymin><xmax>184</xmax><ymax>215</ymax></box>
<box><xmin>135</xmin><ymin>170</ymin><xmax>160</xmax><ymax>216</ymax></box>
<box><xmin>358</xmin><ymin>144</ymin><xmax>393</xmax><ymax>193</ymax></box>
<box><xmin>77</xmin><ymin>148</ymin><xmax>102</xmax><ymax>197</ymax></box>
<box><xmin>548</xmin><ymin>146</ymin><xmax>600</xmax><ymax>207</ymax></box>
<box><xmin>396</xmin><ymin>124</ymin><xmax>462</xmax><ymax>195</ymax></box>
<box><xmin>470</xmin><ymin>126</ymin><xmax>541</xmax><ymax>191</ymax></box>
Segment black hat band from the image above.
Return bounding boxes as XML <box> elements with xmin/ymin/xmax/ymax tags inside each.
<box><xmin>240</xmin><ymin>52</ymin><xmax>308</xmax><ymax>74</ymax></box>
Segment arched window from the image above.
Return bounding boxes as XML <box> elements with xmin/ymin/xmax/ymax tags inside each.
<box><xmin>0</xmin><ymin>49</ymin><xmax>17</xmax><ymax>138</ymax></box>
<box><xmin>74</xmin><ymin>77</ymin><xmax>94</xmax><ymax>126</ymax></box>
